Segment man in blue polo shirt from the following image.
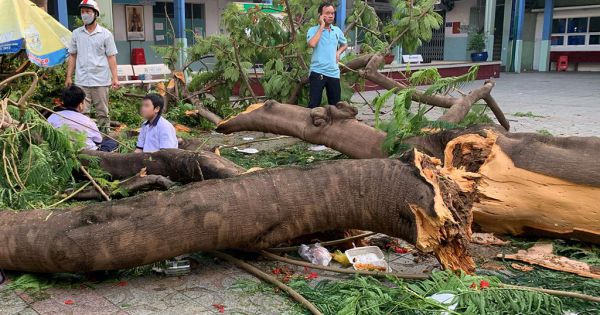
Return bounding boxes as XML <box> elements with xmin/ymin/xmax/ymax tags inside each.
<box><xmin>135</xmin><ymin>94</ymin><xmax>178</xmax><ymax>153</ymax></box>
<box><xmin>306</xmin><ymin>2</ymin><xmax>348</xmax><ymax>108</ymax></box>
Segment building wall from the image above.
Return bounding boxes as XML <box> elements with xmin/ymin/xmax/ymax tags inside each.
<box><xmin>443</xmin><ymin>0</ymin><xmax>477</xmax><ymax>61</ymax></box>
<box><xmin>521</xmin><ymin>12</ymin><xmax>537</xmax><ymax>71</ymax></box>
<box><xmin>112</xmin><ymin>0</ymin><xmax>230</xmax><ymax>65</ymax></box>
<box><xmin>533</xmin><ymin>6</ymin><xmax>600</xmax><ymax>71</ymax></box>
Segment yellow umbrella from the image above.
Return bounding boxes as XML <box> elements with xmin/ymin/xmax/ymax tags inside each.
<box><xmin>0</xmin><ymin>0</ymin><xmax>71</xmax><ymax>67</ymax></box>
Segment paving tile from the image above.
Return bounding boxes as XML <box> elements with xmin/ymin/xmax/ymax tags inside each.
<box><xmin>0</xmin><ymin>289</ymin><xmax>35</xmax><ymax>315</ymax></box>
<box><xmin>29</xmin><ymin>287</ymin><xmax>119</xmax><ymax>315</ymax></box>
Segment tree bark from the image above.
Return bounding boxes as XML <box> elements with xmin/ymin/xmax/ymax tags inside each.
<box><xmin>81</xmin><ymin>149</ymin><xmax>245</xmax><ymax>183</ymax></box>
<box><xmin>0</xmin><ymin>154</ymin><xmax>476</xmax><ymax>273</ymax></box>
<box><xmin>216</xmin><ymin>101</ymin><xmax>388</xmax><ymax>158</ymax></box>
<box><xmin>345</xmin><ymin>54</ymin><xmax>510</xmax><ymax>130</ymax></box>
<box><xmin>73</xmin><ymin>174</ymin><xmax>176</xmax><ymax>201</ymax></box>
<box><xmin>440</xmin><ymin>128</ymin><xmax>600</xmax><ymax>243</ymax></box>
<box><xmin>218</xmin><ymin>104</ymin><xmax>600</xmax><ymax>243</ymax></box>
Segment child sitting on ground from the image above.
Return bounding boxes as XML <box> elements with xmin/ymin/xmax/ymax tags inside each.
<box><xmin>135</xmin><ymin>93</ymin><xmax>178</xmax><ymax>153</ymax></box>
<box><xmin>48</xmin><ymin>85</ymin><xmax>118</xmax><ymax>152</ymax></box>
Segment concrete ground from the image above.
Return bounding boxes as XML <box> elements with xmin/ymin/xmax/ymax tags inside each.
<box><xmin>1</xmin><ymin>72</ymin><xmax>599</xmax><ymax>315</ymax></box>
<box><xmin>353</xmin><ymin>72</ymin><xmax>600</xmax><ymax>137</ymax></box>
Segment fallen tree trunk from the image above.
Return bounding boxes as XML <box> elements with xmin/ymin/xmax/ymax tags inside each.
<box><xmin>216</xmin><ymin>101</ymin><xmax>387</xmax><ymax>158</ymax></box>
<box><xmin>285</xmin><ymin>53</ymin><xmax>509</xmax><ymax>130</ymax></box>
<box><xmin>81</xmin><ymin>149</ymin><xmax>245</xmax><ymax>183</ymax></box>
<box><xmin>441</xmin><ymin>129</ymin><xmax>600</xmax><ymax>243</ymax></box>
<box><xmin>73</xmin><ymin>174</ymin><xmax>176</xmax><ymax>201</ymax></box>
<box><xmin>217</xmin><ymin>104</ymin><xmax>600</xmax><ymax>243</ymax></box>
<box><xmin>0</xmin><ymin>153</ymin><xmax>476</xmax><ymax>273</ymax></box>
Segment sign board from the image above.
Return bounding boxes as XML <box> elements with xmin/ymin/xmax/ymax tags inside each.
<box><xmin>402</xmin><ymin>55</ymin><xmax>423</xmax><ymax>64</ymax></box>
<box><xmin>234</xmin><ymin>2</ymin><xmax>285</xmax><ymax>14</ymax></box>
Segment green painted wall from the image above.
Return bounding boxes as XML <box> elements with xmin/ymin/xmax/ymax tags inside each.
<box><xmin>116</xmin><ymin>41</ymin><xmax>164</xmax><ymax>65</ymax></box>
<box><xmin>444</xmin><ymin>37</ymin><xmax>470</xmax><ymax>61</ymax></box>
<box><xmin>115</xmin><ymin>41</ymin><xmax>216</xmax><ymax>71</ymax></box>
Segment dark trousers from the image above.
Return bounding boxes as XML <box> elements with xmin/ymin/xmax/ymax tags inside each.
<box><xmin>308</xmin><ymin>71</ymin><xmax>341</xmax><ymax>108</ymax></box>
<box><xmin>98</xmin><ymin>138</ymin><xmax>119</xmax><ymax>152</ymax></box>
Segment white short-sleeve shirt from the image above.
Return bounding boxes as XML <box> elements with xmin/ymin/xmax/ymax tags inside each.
<box><xmin>136</xmin><ymin>116</ymin><xmax>179</xmax><ymax>152</ymax></box>
<box><xmin>69</xmin><ymin>25</ymin><xmax>118</xmax><ymax>87</ymax></box>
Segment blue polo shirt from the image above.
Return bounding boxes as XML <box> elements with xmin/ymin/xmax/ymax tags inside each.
<box><xmin>307</xmin><ymin>25</ymin><xmax>347</xmax><ymax>78</ymax></box>
<box><xmin>136</xmin><ymin>116</ymin><xmax>178</xmax><ymax>152</ymax></box>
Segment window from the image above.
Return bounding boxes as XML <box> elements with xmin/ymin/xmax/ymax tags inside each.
<box><xmin>567</xmin><ymin>18</ymin><xmax>587</xmax><ymax>33</ymax></box>
<box><xmin>552</xmin><ymin>19</ymin><xmax>565</xmax><ymax>33</ymax></box>
<box><xmin>153</xmin><ymin>2</ymin><xmax>205</xmax><ymax>45</ymax></box>
<box><xmin>568</xmin><ymin>35</ymin><xmax>585</xmax><ymax>45</ymax></box>
<box><xmin>551</xmin><ymin>16</ymin><xmax>600</xmax><ymax>47</ymax></box>
<box><xmin>551</xmin><ymin>36</ymin><xmax>564</xmax><ymax>45</ymax></box>
<box><xmin>591</xmin><ymin>17</ymin><xmax>600</xmax><ymax>32</ymax></box>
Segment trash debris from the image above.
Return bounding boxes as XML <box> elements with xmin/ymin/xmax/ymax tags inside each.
<box><xmin>308</xmin><ymin>145</ymin><xmax>328</xmax><ymax>151</ymax></box>
<box><xmin>152</xmin><ymin>258</ymin><xmax>191</xmax><ymax>276</ymax></box>
<box><xmin>236</xmin><ymin>148</ymin><xmax>259</xmax><ymax>154</ymax></box>
<box><xmin>427</xmin><ymin>292</ymin><xmax>458</xmax><ymax>314</ymax></box>
<box><xmin>471</xmin><ymin>233</ymin><xmax>510</xmax><ymax>246</ymax></box>
<box><xmin>242</xmin><ymin>137</ymin><xmax>254</xmax><ymax>141</ymax></box>
<box><xmin>499</xmin><ymin>242</ymin><xmax>600</xmax><ymax>279</ymax></box>
<box><xmin>510</xmin><ymin>263</ymin><xmax>534</xmax><ymax>272</ymax></box>
<box><xmin>345</xmin><ymin>246</ymin><xmax>390</xmax><ymax>272</ymax></box>
<box><xmin>298</xmin><ymin>243</ymin><xmax>332</xmax><ymax>266</ymax></box>
<box><xmin>331</xmin><ymin>250</ymin><xmax>351</xmax><ymax>267</ymax></box>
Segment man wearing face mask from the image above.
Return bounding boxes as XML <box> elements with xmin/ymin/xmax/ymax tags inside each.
<box><xmin>65</xmin><ymin>0</ymin><xmax>119</xmax><ymax>133</ymax></box>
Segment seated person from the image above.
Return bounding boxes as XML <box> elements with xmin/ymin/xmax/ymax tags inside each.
<box><xmin>135</xmin><ymin>93</ymin><xmax>178</xmax><ymax>153</ymax></box>
<box><xmin>48</xmin><ymin>85</ymin><xmax>118</xmax><ymax>152</ymax></box>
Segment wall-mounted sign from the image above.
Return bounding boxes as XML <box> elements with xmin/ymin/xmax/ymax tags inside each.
<box><xmin>126</xmin><ymin>5</ymin><xmax>145</xmax><ymax>41</ymax></box>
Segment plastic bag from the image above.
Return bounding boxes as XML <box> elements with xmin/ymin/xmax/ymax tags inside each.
<box><xmin>298</xmin><ymin>243</ymin><xmax>332</xmax><ymax>266</ymax></box>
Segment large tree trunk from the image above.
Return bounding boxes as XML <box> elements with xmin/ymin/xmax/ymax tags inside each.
<box><xmin>440</xmin><ymin>129</ymin><xmax>600</xmax><ymax>243</ymax></box>
<box><xmin>217</xmin><ymin>104</ymin><xmax>600</xmax><ymax>243</ymax></box>
<box><xmin>216</xmin><ymin>101</ymin><xmax>387</xmax><ymax>158</ymax></box>
<box><xmin>0</xmin><ymin>153</ymin><xmax>476</xmax><ymax>273</ymax></box>
<box><xmin>82</xmin><ymin>149</ymin><xmax>245</xmax><ymax>182</ymax></box>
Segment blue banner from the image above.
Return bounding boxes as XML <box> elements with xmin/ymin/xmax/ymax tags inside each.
<box><xmin>26</xmin><ymin>47</ymin><xmax>69</xmax><ymax>68</ymax></box>
<box><xmin>0</xmin><ymin>38</ymin><xmax>24</xmax><ymax>54</ymax></box>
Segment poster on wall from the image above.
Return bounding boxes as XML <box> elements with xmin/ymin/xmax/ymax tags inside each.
<box><xmin>126</xmin><ymin>5</ymin><xmax>145</xmax><ymax>41</ymax></box>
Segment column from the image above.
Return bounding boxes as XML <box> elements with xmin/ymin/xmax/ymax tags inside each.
<box><xmin>56</xmin><ymin>0</ymin><xmax>68</xmax><ymax>28</ymax></box>
<box><xmin>500</xmin><ymin>0</ymin><xmax>513</xmax><ymax>67</ymax></box>
<box><xmin>336</xmin><ymin>0</ymin><xmax>346</xmax><ymax>30</ymax></box>
<box><xmin>174</xmin><ymin>0</ymin><xmax>187</xmax><ymax>70</ymax></box>
<box><xmin>97</xmin><ymin>0</ymin><xmax>113</xmax><ymax>29</ymax></box>
<box><xmin>512</xmin><ymin>0</ymin><xmax>525</xmax><ymax>73</ymax></box>
<box><xmin>538</xmin><ymin>0</ymin><xmax>553</xmax><ymax>71</ymax></box>
<box><xmin>484</xmin><ymin>0</ymin><xmax>496</xmax><ymax>61</ymax></box>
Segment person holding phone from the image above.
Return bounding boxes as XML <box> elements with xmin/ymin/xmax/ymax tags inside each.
<box><xmin>306</xmin><ymin>2</ymin><xmax>348</xmax><ymax>108</ymax></box>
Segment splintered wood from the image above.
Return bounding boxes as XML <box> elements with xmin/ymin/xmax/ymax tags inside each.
<box><xmin>500</xmin><ymin>243</ymin><xmax>600</xmax><ymax>279</ymax></box>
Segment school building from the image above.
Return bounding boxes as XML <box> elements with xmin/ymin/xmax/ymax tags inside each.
<box><xmin>46</xmin><ymin>0</ymin><xmax>600</xmax><ymax>72</ymax></box>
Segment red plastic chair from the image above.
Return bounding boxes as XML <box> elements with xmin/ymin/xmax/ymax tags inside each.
<box><xmin>557</xmin><ymin>55</ymin><xmax>568</xmax><ymax>72</ymax></box>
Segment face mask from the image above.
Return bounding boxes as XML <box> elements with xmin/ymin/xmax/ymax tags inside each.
<box><xmin>81</xmin><ymin>13</ymin><xmax>95</xmax><ymax>25</ymax></box>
